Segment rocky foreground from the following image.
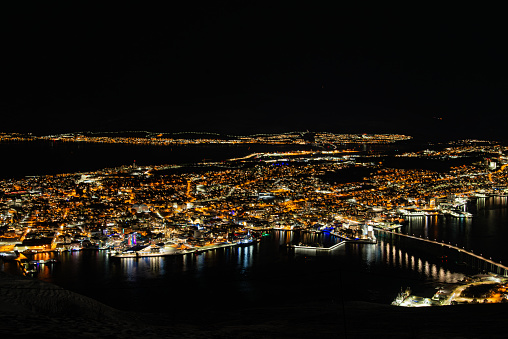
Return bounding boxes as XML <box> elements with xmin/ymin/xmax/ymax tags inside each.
<box><xmin>1</xmin><ymin>271</ymin><xmax>508</xmax><ymax>338</ymax></box>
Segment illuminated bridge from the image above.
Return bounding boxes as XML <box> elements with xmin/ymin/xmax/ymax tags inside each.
<box><xmin>378</xmin><ymin>229</ymin><xmax>508</xmax><ymax>276</ymax></box>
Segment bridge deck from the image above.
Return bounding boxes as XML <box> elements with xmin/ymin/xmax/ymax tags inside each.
<box><xmin>377</xmin><ymin>229</ymin><xmax>508</xmax><ymax>274</ymax></box>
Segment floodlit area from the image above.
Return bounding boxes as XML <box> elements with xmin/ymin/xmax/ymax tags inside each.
<box><xmin>393</xmin><ymin>275</ymin><xmax>508</xmax><ymax>307</ymax></box>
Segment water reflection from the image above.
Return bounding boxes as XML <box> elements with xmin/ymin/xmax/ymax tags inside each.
<box><xmin>237</xmin><ymin>245</ymin><xmax>254</xmax><ymax>272</ymax></box>
<box><xmin>400</xmin><ymin>197</ymin><xmax>508</xmax><ymax>263</ymax></box>
<box><xmin>366</xmin><ymin>236</ymin><xmax>461</xmax><ymax>281</ymax></box>
<box><xmin>2</xmin><ymin>223</ymin><xmax>486</xmax><ymax>311</ymax></box>
<box><xmin>122</xmin><ymin>258</ymin><xmax>138</xmax><ymax>281</ymax></box>
<box><xmin>273</xmin><ymin>230</ymin><xmax>338</xmax><ymax>248</ymax></box>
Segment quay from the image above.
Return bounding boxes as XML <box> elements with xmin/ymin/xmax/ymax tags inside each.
<box><xmin>292</xmin><ymin>240</ymin><xmax>346</xmax><ymax>252</ymax></box>
<box><xmin>331</xmin><ymin>231</ymin><xmax>377</xmax><ymax>244</ymax></box>
<box><xmin>110</xmin><ymin>241</ymin><xmax>248</xmax><ymax>258</ymax></box>
<box><xmin>291</xmin><ymin>231</ymin><xmax>376</xmax><ymax>253</ymax></box>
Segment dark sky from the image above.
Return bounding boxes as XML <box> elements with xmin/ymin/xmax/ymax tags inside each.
<box><xmin>2</xmin><ymin>3</ymin><xmax>507</xmax><ymax>140</ymax></box>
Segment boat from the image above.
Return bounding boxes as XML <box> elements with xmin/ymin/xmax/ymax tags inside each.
<box><xmin>233</xmin><ymin>230</ymin><xmax>259</xmax><ymax>246</ymax></box>
<box><xmin>236</xmin><ymin>237</ymin><xmax>259</xmax><ymax>246</ymax></box>
<box><xmin>449</xmin><ymin>210</ymin><xmax>473</xmax><ymax>218</ymax></box>
<box><xmin>448</xmin><ymin>210</ymin><xmax>461</xmax><ymax>217</ymax></box>
<box><xmin>29</xmin><ymin>258</ymin><xmax>58</xmax><ymax>265</ymax></box>
<box><xmin>113</xmin><ymin>245</ymin><xmax>179</xmax><ymax>258</ymax></box>
<box><xmin>399</xmin><ymin>209</ymin><xmax>426</xmax><ymax>217</ymax></box>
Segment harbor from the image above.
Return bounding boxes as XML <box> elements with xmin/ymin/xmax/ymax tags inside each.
<box><xmin>109</xmin><ymin>240</ymin><xmax>251</xmax><ymax>258</ymax></box>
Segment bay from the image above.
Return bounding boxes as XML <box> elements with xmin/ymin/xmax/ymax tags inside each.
<box><xmin>1</xmin><ymin>141</ymin><xmax>507</xmax><ymax>315</ymax></box>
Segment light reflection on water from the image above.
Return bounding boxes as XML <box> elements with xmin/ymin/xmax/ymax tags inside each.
<box><xmin>237</xmin><ymin>246</ymin><xmax>254</xmax><ymax>273</ymax></box>
<box><xmin>27</xmin><ymin>239</ymin><xmax>454</xmax><ymax>283</ymax></box>
<box><xmin>1</xmin><ymin>197</ymin><xmax>506</xmax><ymax>312</ymax></box>
<box><xmin>377</xmin><ymin>238</ymin><xmax>462</xmax><ymax>283</ymax></box>
<box><xmin>401</xmin><ymin>197</ymin><xmax>508</xmax><ymax>264</ymax></box>
<box><xmin>0</xmin><ymin>234</ymin><xmax>466</xmax><ymax>311</ymax></box>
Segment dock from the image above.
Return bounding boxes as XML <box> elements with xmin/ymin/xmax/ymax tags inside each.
<box><xmin>292</xmin><ymin>240</ymin><xmax>346</xmax><ymax>251</ymax></box>
<box><xmin>111</xmin><ymin>241</ymin><xmax>246</xmax><ymax>258</ymax></box>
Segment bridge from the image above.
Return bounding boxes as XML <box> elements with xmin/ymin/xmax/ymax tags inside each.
<box><xmin>377</xmin><ymin>229</ymin><xmax>508</xmax><ymax>276</ymax></box>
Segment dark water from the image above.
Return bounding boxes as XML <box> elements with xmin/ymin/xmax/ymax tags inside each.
<box><xmin>0</xmin><ymin>140</ymin><xmax>317</xmax><ymax>179</ymax></box>
<box><xmin>0</xmin><ymin>139</ymin><xmax>426</xmax><ymax>180</ymax></box>
<box><xmin>1</xmin><ymin>230</ymin><xmax>467</xmax><ymax>313</ymax></box>
<box><xmin>402</xmin><ymin>196</ymin><xmax>508</xmax><ymax>265</ymax></box>
<box><xmin>1</xmin><ymin>141</ymin><xmax>506</xmax><ymax>313</ymax></box>
<box><xmin>3</xmin><ymin>200</ymin><xmax>506</xmax><ymax>313</ymax></box>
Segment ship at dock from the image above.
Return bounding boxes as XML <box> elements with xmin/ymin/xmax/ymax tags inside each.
<box><xmin>233</xmin><ymin>231</ymin><xmax>259</xmax><ymax>246</ymax></box>
<box><xmin>111</xmin><ymin>244</ymin><xmax>179</xmax><ymax>258</ymax></box>
<box><xmin>110</xmin><ymin>241</ymin><xmax>243</xmax><ymax>258</ymax></box>
<box><xmin>442</xmin><ymin>209</ymin><xmax>473</xmax><ymax>218</ymax></box>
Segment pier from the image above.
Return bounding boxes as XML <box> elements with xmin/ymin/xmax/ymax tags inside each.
<box><xmin>292</xmin><ymin>240</ymin><xmax>346</xmax><ymax>252</ymax></box>
<box><xmin>378</xmin><ymin>229</ymin><xmax>508</xmax><ymax>276</ymax></box>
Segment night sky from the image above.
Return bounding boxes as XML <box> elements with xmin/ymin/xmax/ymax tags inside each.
<box><xmin>2</xmin><ymin>3</ymin><xmax>507</xmax><ymax>140</ymax></box>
